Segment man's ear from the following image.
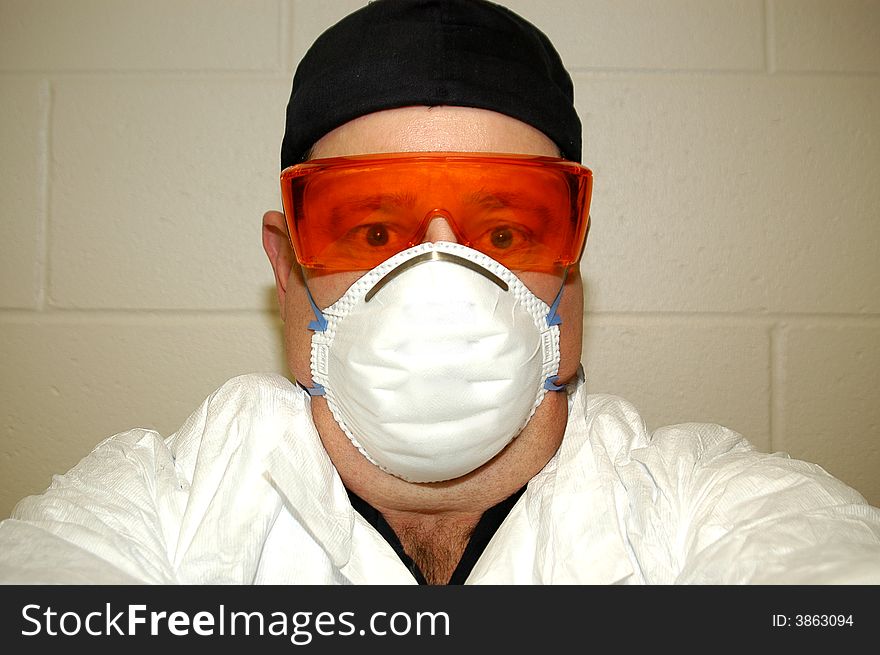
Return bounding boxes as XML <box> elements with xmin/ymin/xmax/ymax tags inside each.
<box><xmin>262</xmin><ymin>210</ymin><xmax>296</xmax><ymax>321</ymax></box>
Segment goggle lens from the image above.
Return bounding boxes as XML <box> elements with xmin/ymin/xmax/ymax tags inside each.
<box><xmin>280</xmin><ymin>153</ymin><xmax>592</xmax><ymax>272</ymax></box>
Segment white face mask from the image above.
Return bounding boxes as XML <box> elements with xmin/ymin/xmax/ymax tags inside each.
<box><xmin>303</xmin><ymin>241</ymin><xmax>565</xmax><ymax>483</ymax></box>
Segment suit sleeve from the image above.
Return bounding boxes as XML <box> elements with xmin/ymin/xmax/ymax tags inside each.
<box><xmin>0</xmin><ymin>428</ymin><xmax>186</xmax><ymax>584</ymax></box>
<box><xmin>637</xmin><ymin>422</ymin><xmax>880</xmax><ymax>584</ymax></box>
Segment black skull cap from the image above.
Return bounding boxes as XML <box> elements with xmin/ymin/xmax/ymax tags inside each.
<box><xmin>281</xmin><ymin>0</ymin><xmax>582</xmax><ymax>167</ymax></box>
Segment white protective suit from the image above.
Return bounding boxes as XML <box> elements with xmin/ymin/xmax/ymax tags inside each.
<box><xmin>1</xmin><ymin>373</ymin><xmax>879</xmax><ymax>584</ymax></box>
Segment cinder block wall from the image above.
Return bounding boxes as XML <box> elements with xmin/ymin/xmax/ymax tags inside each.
<box><xmin>1</xmin><ymin>0</ymin><xmax>878</xmax><ymax>518</ymax></box>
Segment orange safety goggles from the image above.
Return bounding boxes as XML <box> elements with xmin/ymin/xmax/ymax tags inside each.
<box><xmin>280</xmin><ymin>152</ymin><xmax>592</xmax><ymax>272</ymax></box>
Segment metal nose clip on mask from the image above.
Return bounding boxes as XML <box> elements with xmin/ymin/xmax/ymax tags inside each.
<box><xmin>301</xmin><ymin>241</ymin><xmax>567</xmax><ymax>483</ymax></box>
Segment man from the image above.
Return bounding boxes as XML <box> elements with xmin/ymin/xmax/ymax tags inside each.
<box><xmin>1</xmin><ymin>0</ymin><xmax>879</xmax><ymax>585</ymax></box>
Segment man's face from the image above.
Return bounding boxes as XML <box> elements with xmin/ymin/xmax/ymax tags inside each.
<box><xmin>274</xmin><ymin>105</ymin><xmax>583</xmax><ymax>387</ymax></box>
<box><xmin>262</xmin><ymin>105</ymin><xmax>584</xmax><ymax>492</ymax></box>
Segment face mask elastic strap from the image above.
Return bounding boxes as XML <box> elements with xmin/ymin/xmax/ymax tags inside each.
<box><xmin>544</xmin><ymin>375</ymin><xmax>566</xmax><ymax>391</ymax></box>
<box><xmin>305</xmin><ymin>283</ymin><xmax>329</xmax><ymax>332</ymax></box>
<box><xmin>301</xmin><ymin>282</ymin><xmax>328</xmax><ymax>395</ymax></box>
<box><xmin>545</xmin><ymin>267</ymin><xmax>568</xmax><ymax>328</ymax></box>
<box><xmin>542</xmin><ymin>267</ymin><xmax>570</xmax><ymax>392</ymax></box>
<box><xmin>297</xmin><ymin>380</ymin><xmax>326</xmax><ymax>396</ymax></box>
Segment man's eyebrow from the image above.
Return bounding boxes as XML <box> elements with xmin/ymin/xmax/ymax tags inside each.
<box><xmin>465</xmin><ymin>190</ymin><xmax>553</xmax><ymax>219</ymax></box>
<box><xmin>336</xmin><ymin>192</ymin><xmax>418</xmax><ymax>210</ymax></box>
<box><xmin>329</xmin><ymin>192</ymin><xmax>417</xmax><ymax>224</ymax></box>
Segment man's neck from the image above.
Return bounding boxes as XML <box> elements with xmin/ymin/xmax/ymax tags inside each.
<box><xmin>382</xmin><ymin>510</ymin><xmax>480</xmax><ymax>585</ymax></box>
<box><xmin>311</xmin><ymin>391</ymin><xmax>569</xmax><ymax>582</ymax></box>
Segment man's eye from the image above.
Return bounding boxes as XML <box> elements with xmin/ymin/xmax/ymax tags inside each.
<box><xmin>364</xmin><ymin>223</ymin><xmax>389</xmax><ymax>246</ymax></box>
<box><xmin>343</xmin><ymin>222</ymin><xmax>402</xmax><ymax>249</ymax></box>
<box><xmin>490</xmin><ymin>226</ymin><xmax>515</xmax><ymax>249</ymax></box>
<box><xmin>479</xmin><ymin>223</ymin><xmax>532</xmax><ymax>251</ymax></box>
